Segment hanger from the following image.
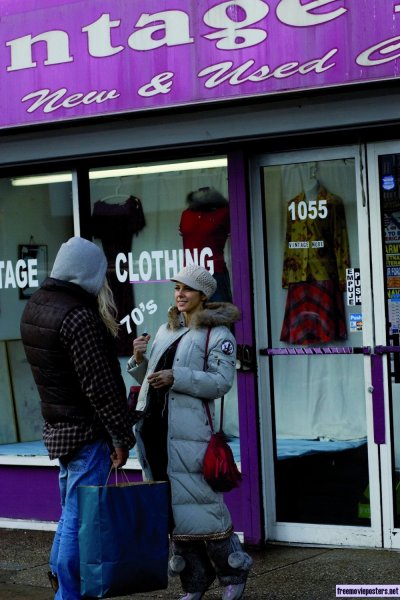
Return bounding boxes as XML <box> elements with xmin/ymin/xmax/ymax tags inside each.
<box><xmin>299</xmin><ymin>163</ymin><xmax>319</xmax><ymax>200</ymax></box>
<box><xmin>100</xmin><ymin>179</ymin><xmax>129</xmax><ymax>202</ymax></box>
<box><xmin>310</xmin><ymin>164</ymin><xmax>317</xmax><ymax>180</ymax></box>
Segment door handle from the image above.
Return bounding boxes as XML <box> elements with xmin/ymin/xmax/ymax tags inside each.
<box><xmin>236</xmin><ymin>344</ymin><xmax>255</xmax><ymax>371</ymax></box>
<box><xmin>260</xmin><ymin>346</ymin><xmax>371</xmax><ymax>356</ymax></box>
<box><xmin>375</xmin><ymin>344</ymin><xmax>400</xmax><ymax>383</ymax></box>
<box><xmin>371</xmin><ymin>355</ymin><xmax>385</xmax><ymax>444</ymax></box>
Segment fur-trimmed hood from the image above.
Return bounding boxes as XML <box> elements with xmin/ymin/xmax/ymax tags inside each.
<box><xmin>167</xmin><ymin>302</ymin><xmax>241</xmax><ymax>331</ymax></box>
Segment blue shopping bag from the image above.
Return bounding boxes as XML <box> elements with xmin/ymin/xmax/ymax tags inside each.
<box><xmin>78</xmin><ymin>479</ymin><xmax>169</xmax><ymax>598</ymax></box>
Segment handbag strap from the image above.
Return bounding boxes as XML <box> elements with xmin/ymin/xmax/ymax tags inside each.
<box><xmin>106</xmin><ymin>466</ymin><xmax>130</xmax><ymax>486</ymax></box>
<box><xmin>203</xmin><ymin>327</ymin><xmax>211</xmax><ymax>370</ymax></box>
<box><xmin>203</xmin><ymin>327</ymin><xmax>224</xmax><ymax>433</ymax></box>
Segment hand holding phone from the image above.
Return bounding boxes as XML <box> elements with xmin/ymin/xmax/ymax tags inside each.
<box><xmin>133</xmin><ymin>332</ymin><xmax>150</xmax><ymax>364</ymax></box>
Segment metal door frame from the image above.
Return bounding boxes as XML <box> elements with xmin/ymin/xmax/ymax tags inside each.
<box><xmin>366</xmin><ymin>141</ymin><xmax>400</xmax><ymax>549</ymax></box>
<box><xmin>250</xmin><ymin>145</ymin><xmax>382</xmax><ymax>547</ymax></box>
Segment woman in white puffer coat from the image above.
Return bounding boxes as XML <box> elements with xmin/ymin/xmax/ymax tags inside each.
<box><xmin>127</xmin><ymin>265</ymin><xmax>252</xmax><ymax>600</ymax></box>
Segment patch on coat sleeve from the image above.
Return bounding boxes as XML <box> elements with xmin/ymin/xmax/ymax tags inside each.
<box><xmin>221</xmin><ymin>340</ymin><xmax>234</xmax><ymax>355</ymax></box>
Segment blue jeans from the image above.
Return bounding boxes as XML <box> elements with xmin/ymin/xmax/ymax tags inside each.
<box><xmin>50</xmin><ymin>439</ymin><xmax>111</xmax><ymax>599</ymax></box>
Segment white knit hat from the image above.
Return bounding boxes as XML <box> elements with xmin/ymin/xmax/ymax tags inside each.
<box><xmin>51</xmin><ymin>237</ymin><xmax>107</xmax><ymax>296</ymax></box>
<box><xmin>171</xmin><ymin>265</ymin><xmax>217</xmax><ymax>299</ymax></box>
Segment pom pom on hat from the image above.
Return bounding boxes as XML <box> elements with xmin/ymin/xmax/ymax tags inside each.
<box><xmin>171</xmin><ymin>264</ymin><xmax>217</xmax><ymax>299</ymax></box>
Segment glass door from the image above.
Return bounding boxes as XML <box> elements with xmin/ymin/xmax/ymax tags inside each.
<box><xmin>367</xmin><ymin>142</ymin><xmax>400</xmax><ymax>549</ymax></box>
<box><xmin>251</xmin><ymin>146</ymin><xmax>382</xmax><ymax>547</ymax></box>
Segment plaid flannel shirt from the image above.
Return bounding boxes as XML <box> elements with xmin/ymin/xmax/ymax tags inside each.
<box><xmin>43</xmin><ymin>307</ymin><xmax>135</xmax><ymax>460</ymax></box>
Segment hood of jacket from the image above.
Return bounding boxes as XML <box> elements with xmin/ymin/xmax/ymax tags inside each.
<box><xmin>50</xmin><ymin>236</ymin><xmax>107</xmax><ymax>296</ymax></box>
<box><xmin>167</xmin><ymin>301</ymin><xmax>241</xmax><ymax>331</ymax></box>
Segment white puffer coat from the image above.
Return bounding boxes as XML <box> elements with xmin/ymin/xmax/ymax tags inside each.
<box><xmin>128</xmin><ymin>302</ymin><xmax>240</xmax><ymax>541</ymax></box>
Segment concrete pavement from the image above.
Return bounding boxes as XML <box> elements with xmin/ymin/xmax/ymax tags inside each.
<box><xmin>1</xmin><ymin>528</ymin><xmax>400</xmax><ymax>599</ymax></box>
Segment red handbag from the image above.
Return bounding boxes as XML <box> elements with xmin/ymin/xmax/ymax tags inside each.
<box><xmin>203</xmin><ymin>400</ymin><xmax>242</xmax><ymax>492</ymax></box>
<box><xmin>202</xmin><ymin>328</ymin><xmax>242</xmax><ymax>493</ymax></box>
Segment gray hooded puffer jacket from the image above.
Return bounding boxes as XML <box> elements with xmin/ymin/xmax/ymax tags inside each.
<box><xmin>128</xmin><ymin>302</ymin><xmax>240</xmax><ymax>541</ymax></box>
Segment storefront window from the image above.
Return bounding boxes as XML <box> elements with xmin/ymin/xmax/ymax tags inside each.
<box><xmin>89</xmin><ymin>157</ymin><xmax>240</xmax><ymax>441</ymax></box>
<box><xmin>263</xmin><ymin>158</ymin><xmax>369</xmax><ymax>524</ymax></box>
<box><xmin>0</xmin><ymin>172</ymin><xmax>74</xmax><ymax>443</ymax></box>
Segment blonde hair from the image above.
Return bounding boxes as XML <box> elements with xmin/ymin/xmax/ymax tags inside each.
<box><xmin>97</xmin><ymin>277</ymin><xmax>120</xmax><ymax>337</ymax></box>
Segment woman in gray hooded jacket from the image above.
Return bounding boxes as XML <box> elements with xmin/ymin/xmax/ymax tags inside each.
<box><xmin>127</xmin><ymin>264</ymin><xmax>252</xmax><ymax>600</ymax></box>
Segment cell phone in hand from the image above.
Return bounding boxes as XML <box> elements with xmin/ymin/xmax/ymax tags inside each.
<box><xmin>142</xmin><ymin>332</ymin><xmax>148</xmax><ymax>352</ymax></box>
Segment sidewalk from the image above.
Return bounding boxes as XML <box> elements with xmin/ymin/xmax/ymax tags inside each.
<box><xmin>1</xmin><ymin>528</ymin><xmax>400</xmax><ymax>600</ymax></box>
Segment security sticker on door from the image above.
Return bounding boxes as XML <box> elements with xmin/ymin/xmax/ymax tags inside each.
<box><xmin>346</xmin><ymin>268</ymin><xmax>361</xmax><ymax>306</ymax></box>
<box><xmin>389</xmin><ymin>294</ymin><xmax>400</xmax><ymax>334</ymax></box>
<box><xmin>349</xmin><ymin>313</ymin><xmax>363</xmax><ymax>333</ymax></box>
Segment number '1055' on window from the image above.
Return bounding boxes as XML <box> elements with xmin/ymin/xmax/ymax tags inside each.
<box><xmin>288</xmin><ymin>199</ymin><xmax>328</xmax><ymax>221</ymax></box>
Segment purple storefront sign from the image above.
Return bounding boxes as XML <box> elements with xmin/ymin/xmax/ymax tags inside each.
<box><xmin>2</xmin><ymin>0</ymin><xmax>400</xmax><ymax>129</ymax></box>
